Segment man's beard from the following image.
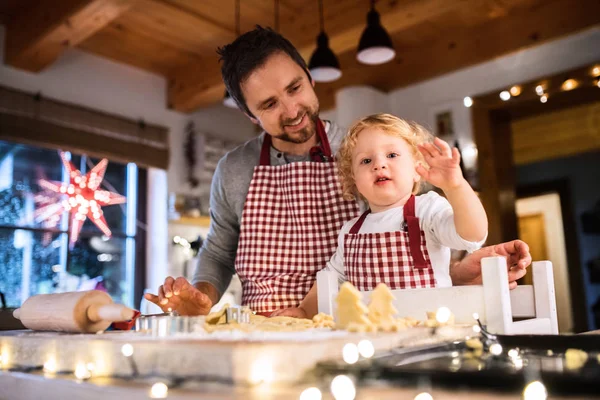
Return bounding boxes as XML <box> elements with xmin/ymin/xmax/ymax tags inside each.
<box><xmin>275</xmin><ymin>106</ymin><xmax>319</xmax><ymax>144</ymax></box>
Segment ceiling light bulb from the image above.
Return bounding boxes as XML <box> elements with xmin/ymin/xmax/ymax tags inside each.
<box><xmin>535</xmin><ymin>85</ymin><xmax>545</xmax><ymax>96</ymax></box>
<box><xmin>592</xmin><ymin>66</ymin><xmax>600</xmax><ymax>77</ymax></box>
<box><xmin>463</xmin><ymin>96</ymin><xmax>473</xmax><ymax>108</ymax></box>
<box><xmin>540</xmin><ymin>94</ymin><xmax>548</xmax><ymax>103</ymax></box>
<box><xmin>561</xmin><ymin>79</ymin><xmax>578</xmax><ymax>91</ymax></box>
<box><xmin>499</xmin><ymin>91</ymin><xmax>511</xmax><ymax>101</ymax></box>
<box><xmin>509</xmin><ymin>85</ymin><xmax>522</xmax><ymax>96</ymax></box>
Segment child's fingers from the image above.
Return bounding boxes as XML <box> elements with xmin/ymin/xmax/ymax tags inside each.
<box><xmin>434</xmin><ymin>137</ymin><xmax>452</xmax><ymax>158</ymax></box>
<box><xmin>418</xmin><ymin>143</ymin><xmax>436</xmax><ymax>160</ymax></box>
<box><xmin>452</xmin><ymin>147</ymin><xmax>461</xmax><ymax>163</ymax></box>
<box><xmin>415</xmin><ymin>164</ymin><xmax>429</xmax><ymax>180</ymax></box>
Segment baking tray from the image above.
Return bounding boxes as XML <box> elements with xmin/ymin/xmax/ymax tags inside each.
<box><xmin>315</xmin><ymin>335</ymin><xmax>600</xmax><ymax>396</ymax></box>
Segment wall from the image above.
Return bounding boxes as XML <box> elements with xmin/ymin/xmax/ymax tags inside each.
<box><xmin>0</xmin><ymin>26</ymin><xmax>165</xmax><ymax>296</ymax></box>
<box><xmin>517</xmin><ymin>151</ymin><xmax>600</xmax><ymax>330</ymax></box>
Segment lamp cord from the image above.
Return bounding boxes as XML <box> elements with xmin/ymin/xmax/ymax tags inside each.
<box><xmin>235</xmin><ymin>0</ymin><xmax>240</xmax><ymax>37</ymax></box>
<box><xmin>318</xmin><ymin>0</ymin><xmax>324</xmax><ymax>32</ymax></box>
<box><xmin>275</xmin><ymin>0</ymin><xmax>280</xmax><ymax>33</ymax></box>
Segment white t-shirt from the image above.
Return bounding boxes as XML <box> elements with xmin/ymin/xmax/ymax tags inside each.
<box><xmin>326</xmin><ymin>191</ymin><xmax>487</xmax><ymax>287</ymax></box>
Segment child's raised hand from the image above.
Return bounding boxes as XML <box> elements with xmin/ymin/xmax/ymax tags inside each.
<box><xmin>416</xmin><ymin>137</ymin><xmax>465</xmax><ymax>191</ymax></box>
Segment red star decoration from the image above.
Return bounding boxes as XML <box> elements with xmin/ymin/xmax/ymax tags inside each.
<box><xmin>37</xmin><ymin>152</ymin><xmax>127</xmax><ymax>247</ymax></box>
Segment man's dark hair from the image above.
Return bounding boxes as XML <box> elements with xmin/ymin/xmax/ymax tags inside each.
<box><xmin>217</xmin><ymin>25</ymin><xmax>311</xmax><ymax>118</ymax></box>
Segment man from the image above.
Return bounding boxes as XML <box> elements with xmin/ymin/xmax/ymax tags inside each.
<box><xmin>145</xmin><ymin>27</ymin><xmax>531</xmax><ymax>316</ymax></box>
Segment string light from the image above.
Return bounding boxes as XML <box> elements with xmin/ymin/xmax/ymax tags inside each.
<box><xmin>463</xmin><ymin>96</ymin><xmax>473</xmax><ymax>108</ymax></box>
<box><xmin>74</xmin><ymin>362</ymin><xmax>92</xmax><ymax>380</ymax></box>
<box><xmin>535</xmin><ymin>84</ymin><xmax>545</xmax><ymax>96</ymax></box>
<box><xmin>342</xmin><ymin>343</ymin><xmax>359</xmax><ymax>364</ymax></box>
<box><xmin>540</xmin><ymin>94</ymin><xmax>548</xmax><ymax>103</ymax></box>
<box><xmin>523</xmin><ymin>381</ymin><xmax>547</xmax><ymax>400</ymax></box>
<box><xmin>300</xmin><ymin>387</ymin><xmax>323</xmax><ymax>400</ymax></box>
<box><xmin>150</xmin><ymin>382</ymin><xmax>169</xmax><ymax>399</ymax></box>
<box><xmin>414</xmin><ymin>393</ymin><xmax>433</xmax><ymax>400</ymax></box>
<box><xmin>250</xmin><ymin>358</ymin><xmax>274</xmax><ymax>384</ymax></box>
<box><xmin>435</xmin><ymin>307</ymin><xmax>451</xmax><ymax>324</ymax></box>
<box><xmin>499</xmin><ymin>91</ymin><xmax>511</xmax><ymax>101</ymax></box>
<box><xmin>509</xmin><ymin>85</ymin><xmax>522</xmax><ymax>96</ymax></box>
<box><xmin>121</xmin><ymin>343</ymin><xmax>134</xmax><ymax>357</ymax></box>
<box><xmin>561</xmin><ymin>78</ymin><xmax>578</xmax><ymax>91</ymax></box>
<box><xmin>489</xmin><ymin>343</ymin><xmax>503</xmax><ymax>356</ymax></box>
<box><xmin>330</xmin><ymin>375</ymin><xmax>356</xmax><ymax>400</ymax></box>
<box><xmin>592</xmin><ymin>66</ymin><xmax>600</xmax><ymax>77</ymax></box>
<box><xmin>43</xmin><ymin>358</ymin><xmax>57</xmax><ymax>373</ymax></box>
<box><xmin>596</xmin><ymin>78</ymin><xmax>600</xmax><ymax>88</ymax></box>
<box><xmin>357</xmin><ymin>340</ymin><xmax>374</xmax><ymax>358</ymax></box>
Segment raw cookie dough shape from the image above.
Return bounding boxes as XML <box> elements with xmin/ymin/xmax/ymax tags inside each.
<box><xmin>336</xmin><ymin>282</ymin><xmax>373</xmax><ymax>330</ymax></box>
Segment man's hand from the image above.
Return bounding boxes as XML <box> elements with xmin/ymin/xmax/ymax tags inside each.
<box><xmin>270</xmin><ymin>307</ymin><xmax>309</xmax><ymax>319</ymax></box>
<box><xmin>144</xmin><ymin>277</ymin><xmax>213</xmax><ymax>316</ymax></box>
<box><xmin>451</xmin><ymin>240</ymin><xmax>532</xmax><ymax>290</ymax></box>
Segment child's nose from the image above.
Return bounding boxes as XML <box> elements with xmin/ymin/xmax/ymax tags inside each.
<box><xmin>373</xmin><ymin>158</ymin><xmax>387</xmax><ymax>170</ymax></box>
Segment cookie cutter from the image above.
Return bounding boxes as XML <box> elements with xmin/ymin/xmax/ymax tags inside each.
<box><xmin>225</xmin><ymin>306</ymin><xmax>252</xmax><ymax>324</ymax></box>
<box><xmin>134</xmin><ymin>312</ymin><xmax>205</xmax><ymax>336</ymax></box>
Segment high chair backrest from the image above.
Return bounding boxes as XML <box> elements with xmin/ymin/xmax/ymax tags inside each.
<box><xmin>316</xmin><ymin>256</ymin><xmax>559</xmax><ymax>335</ymax></box>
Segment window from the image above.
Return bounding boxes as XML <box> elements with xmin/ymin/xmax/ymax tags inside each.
<box><xmin>0</xmin><ymin>140</ymin><xmax>146</xmax><ymax>308</ymax></box>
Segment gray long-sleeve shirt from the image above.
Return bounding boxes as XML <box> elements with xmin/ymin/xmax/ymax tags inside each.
<box><xmin>191</xmin><ymin>121</ymin><xmax>347</xmax><ymax>297</ymax></box>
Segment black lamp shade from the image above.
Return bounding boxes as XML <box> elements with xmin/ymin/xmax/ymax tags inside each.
<box><xmin>309</xmin><ymin>32</ymin><xmax>342</xmax><ymax>82</ymax></box>
<box><xmin>357</xmin><ymin>8</ymin><xmax>395</xmax><ymax>65</ymax></box>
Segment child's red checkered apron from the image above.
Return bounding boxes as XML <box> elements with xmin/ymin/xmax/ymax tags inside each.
<box><xmin>235</xmin><ymin>120</ymin><xmax>360</xmax><ymax>314</ymax></box>
<box><xmin>344</xmin><ymin>195</ymin><xmax>437</xmax><ymax>291</ymax></box>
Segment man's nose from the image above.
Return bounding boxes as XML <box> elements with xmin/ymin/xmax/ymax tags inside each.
<box><xmin>281</xmin><ymin>98</ymin><xmax>300</xmax><ymax>120</ymax></box>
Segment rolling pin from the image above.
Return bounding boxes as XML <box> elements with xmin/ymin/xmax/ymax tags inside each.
<box><xmin>13</xmin><ymin>290</ymin><xmax>135</xmax><ymax>333</ymax></box>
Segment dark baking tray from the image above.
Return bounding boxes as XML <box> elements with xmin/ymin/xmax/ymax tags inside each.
<box><xmin>316</xmin><ymin>335</ymin><xmax>600</xmax><ymax>396</ymax></box>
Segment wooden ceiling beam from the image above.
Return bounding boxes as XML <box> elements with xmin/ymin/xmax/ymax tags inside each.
<box><xmin>5</xmin><ymin>0</ymin><xmax>137</xmax><ymax>72</ymax></box>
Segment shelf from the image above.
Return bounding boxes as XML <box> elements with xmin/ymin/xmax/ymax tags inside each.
<box><xmin>170</xmin><ymin>215</ymin><xmax>211</xmax><ymax>227</ymax></box>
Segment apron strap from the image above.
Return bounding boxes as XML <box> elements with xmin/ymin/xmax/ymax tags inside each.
<box><xmin>259</xmin><ymin>119</ymin><xmax>332</xmax><ymax>166</ymax></box>
<box><xmin>403</xmin><ymin>195</ymin><xmax>428</xmax><ymax>269</ymax></box>
<box><xmin>349</xmin><ymin>209</ymin><xmax>371</xmax><ymax>234</ymax></box>
<box><xmin>350</xmin><ymin>195</ymin><xmax>428</xmax><ymax>269</ymax></box>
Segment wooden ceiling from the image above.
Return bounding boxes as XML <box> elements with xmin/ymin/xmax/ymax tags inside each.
<box><xmin>1</xmin><ymin>0</ymin><xmax>599</xmax><ymax>113</ymax></box>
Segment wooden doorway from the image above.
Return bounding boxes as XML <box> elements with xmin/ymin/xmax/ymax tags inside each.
<box><xmin>471</xmin><ymin>65</ymin><xmax>598</xmax><ymax>332</ymax></box>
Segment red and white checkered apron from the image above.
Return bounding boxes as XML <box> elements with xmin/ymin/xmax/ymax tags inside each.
<box><xmin>235</xmin><ymin>120</ymin><xmax>360</xmax><ymax>314</ymax></box>
<box><xmin>344</xmin><ymin>195</ymin><xmax>437</xmax><ymax>291</ymax></box>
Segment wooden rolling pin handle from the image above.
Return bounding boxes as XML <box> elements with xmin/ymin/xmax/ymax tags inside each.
<box><xmin>87</xmin><ymin>304</ymin><xmax>135</xmax><ymax>323</ymax></box>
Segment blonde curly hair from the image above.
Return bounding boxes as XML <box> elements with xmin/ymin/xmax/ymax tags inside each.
<box><xmin>337</xmin><ymin>113</ymin><xmax>433</xmax><ymax>201</ymax></box>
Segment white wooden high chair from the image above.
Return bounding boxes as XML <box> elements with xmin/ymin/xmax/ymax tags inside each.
<box><xmin>317</xmin><ymin>256</ymin><xmax>559</xmax><ymax>335</ymax></box>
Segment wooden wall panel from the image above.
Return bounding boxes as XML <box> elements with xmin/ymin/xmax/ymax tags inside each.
<box><xmin>512</xmin><ymin>102</ymin><xmax>600</xmax><ymax>165</ymax></box>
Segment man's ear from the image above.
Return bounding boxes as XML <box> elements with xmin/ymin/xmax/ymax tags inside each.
<box><xmin>248</xmin><ymin>115</ymin><xmax>259</xmax><ymax>125</ymax></box>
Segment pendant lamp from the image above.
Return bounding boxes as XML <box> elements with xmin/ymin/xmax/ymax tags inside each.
<box><xmin>308</xmin><ymin>0</ymin><xmax>342</xmax><ymax>82</ymax></box>
<box><xmin>223</xmin><ymin>0</ymin><xmax>241</xmax><ymax>108</ymax></box>
<box><xmin>357</xmin><ymin>0</ymin><xmax>395</xmax><ymax>65</ymax></box>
